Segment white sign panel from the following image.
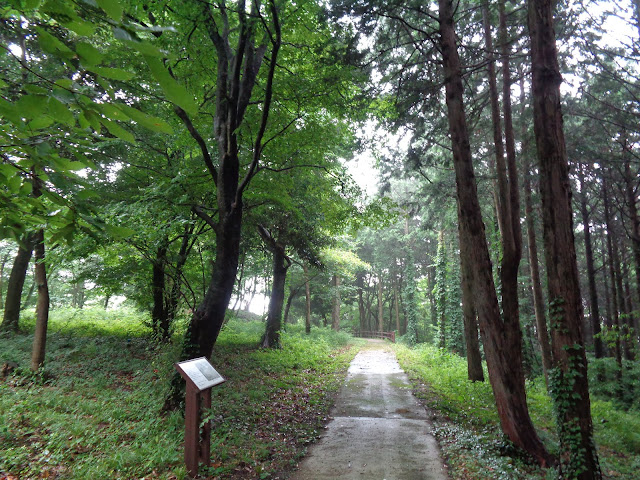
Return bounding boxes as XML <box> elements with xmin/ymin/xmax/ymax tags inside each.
<box><xmin>176</xmin><ymin>357</ymin><xmax>225</xmax><ymax>391</ymax></box>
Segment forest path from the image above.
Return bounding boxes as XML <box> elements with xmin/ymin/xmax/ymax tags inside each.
<box><xmin>288</xmin><ymin>340</ymin><xmax>448</xmax><ymax>480</ymax></box>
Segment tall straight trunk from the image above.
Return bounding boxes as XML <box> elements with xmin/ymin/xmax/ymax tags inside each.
<box><xmin>377</xmin><ymin>275</ymin><xmax>383</xmax><ymax>332</ymax></box>
<box><xmin>577</xmin><ymin>165</ymin><xmax>603</xmax><ymax>358</ymax></box>
<box><xmin>439</xmin><ymin>0</ymin><xmax>551</xmax><ymax>466</ymax></box>
<box><xmin>519</xmin><ymin>53</ymin><xmax>552</xmax><ymax>385</ymax></box>
<box><xmin>528</xmin><ymin>0</ymin><xmax>601</xmax><ymax>476</ymax></box>
<box><xmin>603</xmin><ymin>177</ymin><xmax>623</xmax><ymax>370</ymax></box>
<box><xmin>1</xmin><ymin>236</ymin><xmax>33</xmax><ymax>332</ymax></box>
<box><xmin>304</xmin><ymin>263</ymin><xmax>312</xmax><ymax>334</ymax></box>
<box><xmin>261</xmin><ymin>245</ymin><xmax>288</xmax><ymax>348</ymax></box>
<box><xmin>30</xmin><ymin>228</ymin><xmax>49</xmax><ymax>371</ymax></box>
<box><xmin>621</xmin><ymin>254</ymin><xmax>635</xmax><ymax>360</ymax></box>
<box><xmin>460</xmin><ymin>241</ymin><xmax>484</xmax><ymax>382</ymax></box>
<box><xmin>331</xmin><ymin>274</ymin><xmax>341</xmax><ymax>331</ymax></box>
<box><xmin>622</xmin><ymin>151</ymin><xmax>640</xmax><ymax>350</ymax></box>
<box><xmin>484</xmin><ymin>3</ymin><xmax>527</xmax><ymax>394</ymax></box>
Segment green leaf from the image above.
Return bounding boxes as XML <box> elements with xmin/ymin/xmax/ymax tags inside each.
<box><xmin>27</xmin><ymin>115</ymin><xmax>54</xmax><ymax>130</ymax></box>
<box><xmin>96</xmin><ymin>0</ymin><xmax>123</xmax><ymax>21</ymax></box>
<box><xmin>83</xmin><ymin>109</ymin><xmax>102</xmax><ymax>131</ymax></box>
<box><xmin>119</xmin><ymin>105</ymin><xmax>173</xmax><ymax>134</ymax></box>
<box><xmin>35</xmin><ymin>28</ymin><xmax>75</xmax><ymax>59</ymax></box>
<box><xmin>144</xmin><ymin>56</ymin><xmax>198</xmax><ymax>116</ymax></box>
<box><xmin>64</xmin><ymin>20</ymin><xmax>95</xmax><ymax>37</ymax></box>
<box><xmin>97</xmin><ymin>103</ymin><xmax>129</xmax><ymax>122</ymax></box>
<box><xmin>120</xmin><ymin>39</ymin><xmax>167</xmax><ymax>57</ymax></box>
<box><xmin>100</xmin><ymin>118</ymin><xmax>135</xmax><ymax>143</ymax></box>
<box><xmin>90</xmin><ymin>66</ymin><xmax>134</xmax><ymax>81</ymax></box>
<box><xmin>16</xmin><ymin>94</ymin><xmax>48</xmax><ymax>119</ymax></box>
<box><xmin>105</xmin><ymin>224</ymin><xmax>135</xmax><ymax>239</ymax></box>
<box><xmin>48</xmin><ymin>97</ymin><xmax>75</xmax><ymax>126</ymax></box>
<box><xmin>76</xmin><ymin>42</ymin><xmax>103</xmax><ymax>66</ymax></box>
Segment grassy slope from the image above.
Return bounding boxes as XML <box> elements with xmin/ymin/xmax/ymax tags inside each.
<box><xmin>0</xmin><ymin>308</ymin><xmax>360</xmax><ymax>480</ymax></box>
<box><xmin>394</xmin><ymin>343</ymin><xmax>640</xmax><ymax>480</ymax></box>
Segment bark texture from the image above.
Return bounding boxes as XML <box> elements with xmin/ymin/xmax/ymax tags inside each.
<box><xmin>0</xmin><ymin>236</ymin><xmax>33</xmax><ymax>333</ymax></box>
<box><xmin>30</xmin><ymin>228</ymin><xmax>49</xmax><ymax>371</ymax></box>
<box><xmin>528</xmin><ymin>0</ymin><xmax>601</xmax><ymax>476</ymax></box>
<box><xmin>439</xmin><ymin>0</ymin><xmax>551</xmax><ymax>466</ymax></box>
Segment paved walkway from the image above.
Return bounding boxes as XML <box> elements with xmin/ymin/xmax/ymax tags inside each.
<box><xmin>289</xmin><ymin>341</ymin><xmax>448</xmax><ymax>480</ymax></box>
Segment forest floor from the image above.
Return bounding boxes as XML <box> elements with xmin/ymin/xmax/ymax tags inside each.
<box><xmin>289</xmin><ymin>340</ymin><xmax>447</xmax><ymax>479</ymax></box>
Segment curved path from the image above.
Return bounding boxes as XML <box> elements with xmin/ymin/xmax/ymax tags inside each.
<box><xmin>289</xmin><ymin>340</ymin><xmax>448</xmax><ymax>479</ymax></box>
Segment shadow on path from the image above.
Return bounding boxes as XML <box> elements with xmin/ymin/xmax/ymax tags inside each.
<box><xmin>289</xmin><ymin>340</ymin><xmax>448</xmax><ymax>479</ymax></box>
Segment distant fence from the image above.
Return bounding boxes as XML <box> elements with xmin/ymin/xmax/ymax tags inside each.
<box><xmin>354</xmin><ymin>330</ymin><xmax>396</xmax><ymax>343</ymax></box>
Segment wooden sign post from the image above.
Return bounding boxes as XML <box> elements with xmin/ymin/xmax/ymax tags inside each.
<box><xmin>175</xmin><ymin>357</ymin><xmax>226</xmax><ymax>477</ymax></box>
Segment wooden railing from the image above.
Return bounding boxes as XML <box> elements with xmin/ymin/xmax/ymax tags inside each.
<box><xmin>354</xmin><ymin>330</ymin><xmax>396</xmax><ymax>343</ymax></box>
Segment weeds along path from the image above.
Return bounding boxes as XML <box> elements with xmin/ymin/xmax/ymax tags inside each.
<box><xmin>289</xmin><ymin>339</ymin><xmax>448</xmax><ymax>479</ymax></box>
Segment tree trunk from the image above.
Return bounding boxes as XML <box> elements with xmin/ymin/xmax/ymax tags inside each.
<box><xmin>1</xmin><ymin>235</ymin><xmax>33</xmax><ymax>332</ymax></box>
<box><xmin>151</xmin><ymin>244</ymin><xmax>168</xmax><ymax>341</ymax></box>
<box><xmin>622</xmin><ymin>149</ymin><xmax>640</xmax><ymax>351</ymax></box>
<box><xmin>621</xmin><ymin>254</ymin><xmax>635</xmax><ymax>360</ymax></box>
<box><xmin>577</xmin><ymin>165</ymin><xmax>603</xmax><ymax>358</ymax></box>
<box><xmin>165</xmin><ymin>1</ymin><xmax>281</xmax><ymax>411</ymax></box>
<box><xmin>528</xmin><ymin>0</ymin><xmax>601</xmax><ymax>475</ymax></box>
<box><xmin>283</xmin><ymin>286</ymin><xmax>299</xmax><ymax>325</ymax></box>
<box><xmin>331</xmin><ymin>274</ymin><xmax>341</xmax><ymax>331</ymax></box>
<box><xmin>439</xmin><ymin>0</ymin><xmax>551</xmax><ymax>466</ymax></box>
<box><xmin>460</xmin><ymin>241</ymin><xmax>484</xmax><ymax>382</ymax></box>
<box><xmin>603</xmin><ymin>177</ymin><xmax>623</xmax><ymax>374</ymax></box>
<box><xmin>393</xmin><ymin>278</ymin><xmax>401</xmax><ymax>334</ymax></box>
<box><xmin>261</xmin><ymin>244</ymin><xmax>289</xmax><ymax>348</ymax></box>
<box><xmin>0</xmin><ymin>251</ymin><xmax>10</xmax><ymax>310</ymax></box>
<box><xmin>519</xmin><ymin>70</ymin><xmax>552</xmax><ymax>382</ymax></box>
<box><xmin>377</xmin><ymin>275</ymin><xmax>383</xmax><ymax>332</ymax></box>
<box><xmin>303</xmin><ymin>263</ymin><xmax>312</xmax><ymax>334</ymax></box>
<box><xmin>30</xmin><ymin>229</ymin><xmax>49</xmax><ymax>371</ymax></box>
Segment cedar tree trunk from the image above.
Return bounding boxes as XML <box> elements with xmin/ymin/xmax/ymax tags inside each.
<box><xmin>528</xmin><ymin>0</ymin><xmax>601</xmax><ymax>476</ymax></box>
<box><xmin>439</xmin><ymin>0</ymin><xmax>552</xmax><ymax>466</ymax></box>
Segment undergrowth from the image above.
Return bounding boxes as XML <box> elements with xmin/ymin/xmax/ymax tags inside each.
<box><xmin>0</xmin><ymin>308</ymin><xmax>359</xmax><ymax>479</ymax></box>
<box><xmin>393</xmin><ymin>343</ymin><xmax>640</xmax><ymax>480</ymax></box>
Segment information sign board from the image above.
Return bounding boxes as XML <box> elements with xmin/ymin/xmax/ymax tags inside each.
<box><xmin>175</xmin><ymin>357</ymin><xmax>225</xmax><ymax>392</ymax></box>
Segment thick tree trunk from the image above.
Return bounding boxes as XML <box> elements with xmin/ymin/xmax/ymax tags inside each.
<box><xmin>1</xmin><ymin>236</ymin><xmax>33</xmax><ymax>332</ymax></box>
<box><xmin>331</xmin><ymin>274</ymin><xmax>341</xmax><ymax>331</ymax></box>
<box><xmin>261</xmin><ymin>245</ymin><xmax>288</xmax><ymax>348</ymax></box>
<box><xmin>184</xmin><ymin>208</ymin><xmax>243</xmax><ymax>359</ymax></box>
<box><xmin>528</xmin><ymin>0</ymin><xmax>601</xmax><ymax>476</ymax></box>
<box><xmin>577</xmin><ymin>165</ymin><xmax>603</xmax><ymax>358</ymax></box>
<box><xmin>30</xmin><ymin>229</ymin><xmax>49</xmax><ymax>371</ymax></box>
<box><xmin>439</xmin><ymin>0</ymin><xmax>551</xmax><ymax>466</ymax></box>
<box><xmin>460</xmin><ymin>242</ymin><xmax>484</xmax><ymax>382</ymax></box>
<box><xmin>303</xmin><ymin>263</ymin><xmax>312</xmax><ymax>334</ymax></box>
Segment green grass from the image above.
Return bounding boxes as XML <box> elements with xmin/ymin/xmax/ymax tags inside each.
<box><xmin>0</xmin><ymin>308</ymin><xmax>360</xmax><ymax>479</ymax></box>
<box><xmin>393</xmin><ymin>342</ymin><xmax>640</xmax><ymax>480</ymax></box>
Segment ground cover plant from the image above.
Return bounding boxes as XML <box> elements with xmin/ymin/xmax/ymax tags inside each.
<box><xmin>393</xmin><ymin>343</ymin><xmax>640</xmax><ymax>480</ymax></box>
<box><xmin>0</xmin><ymin>308</ymin><xmax>360</xmax><ymax>479</ymax></box>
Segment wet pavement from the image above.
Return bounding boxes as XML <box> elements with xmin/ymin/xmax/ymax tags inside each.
<box><xmin>289</xmin><ymin>341</ymin><xmax>448</xmax><ymax>480</ymax></box>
